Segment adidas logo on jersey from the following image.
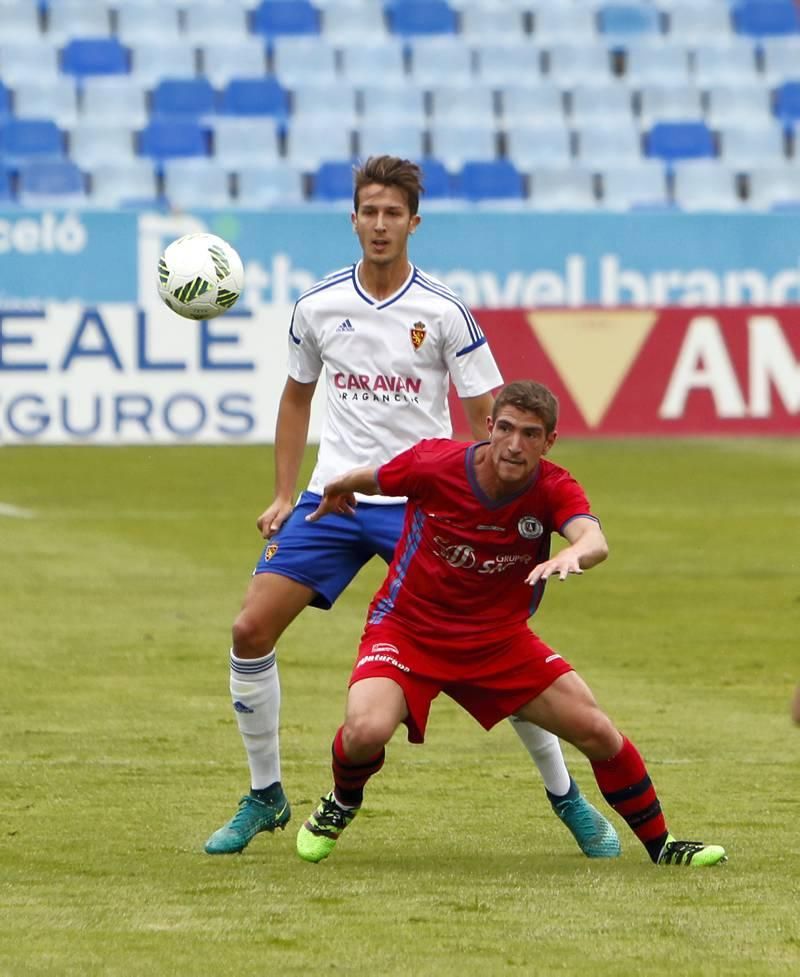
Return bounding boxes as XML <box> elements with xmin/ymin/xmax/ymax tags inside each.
<box><xmin>336</xmin><ymin>318</ymin><xmax>355</xmax><ymax>333</ymax></box>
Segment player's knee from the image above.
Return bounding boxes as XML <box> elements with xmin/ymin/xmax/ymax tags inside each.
<box><xmin>231</xmin><ymin>609</ymin><xmax>275</xmax><ymax>657</ymax></box>
<box><xmin>342</xmin><ymin>714</ymin><xmax>392</xmax><ymax>756</ymax></box>
<box><xmin>571</xmin><ymin>709</ymin><xmax>619</xmax><ymax>758</ymax></box>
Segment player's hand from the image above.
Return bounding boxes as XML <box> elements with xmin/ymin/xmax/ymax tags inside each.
<box><xmin>257</xmin><ymin>498</ymin><xmax>294</xmax><ymax>538</ymax></box>
<box><xmin>526</xmin><ymin>554</ymin><xmax>584</xmax><ymax>585</ymax></box>
<box><xmin>305</xmin><ymin>486</ymin><xmax>357</xmax><ymax>523</ymax></box>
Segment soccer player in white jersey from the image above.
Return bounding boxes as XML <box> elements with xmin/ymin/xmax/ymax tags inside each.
<box><xmin>204</xmin><ymin>156</ymin><xmax>620</xmax><ymax>859</ymax></box>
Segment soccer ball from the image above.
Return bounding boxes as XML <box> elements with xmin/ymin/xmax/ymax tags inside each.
<box><xmin>157</xmin><ymin>233</ymin><xmax>244</xmax><ymax>320</ymax></box>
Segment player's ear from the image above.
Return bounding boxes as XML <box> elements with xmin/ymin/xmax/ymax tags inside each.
<box><xmin>409</xmin><ymin>214</ymin><xmax>421</xmax><ymax>234</ymax></box>
<box><xmin>351</xmin><ymin>213</ymin><xmax>357</xmax><ymax>231</ymax></box>
<box><xmin>542</xmin><ymin>431</ymin><xmax>558</xmax><ymax>454</ymax></box>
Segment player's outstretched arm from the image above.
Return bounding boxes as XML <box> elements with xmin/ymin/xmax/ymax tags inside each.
<box><xmin>305</xmin><ymin>467</ymin><xmax>380</xmax><ymax>523</ymax></box>
<box><xmin>257</xmin><ymin>377</ymin><xmax>317</xmax><ymax>538</ymax></box>
<box><xmin>526</xmin><ymin>517</ymin><xmax>609</xmax><ymax>585</ymax></box>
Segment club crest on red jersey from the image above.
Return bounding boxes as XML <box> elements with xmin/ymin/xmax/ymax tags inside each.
<box><xmin>518</xmin><ymin>516</ymin><xmax>544</xmax><ymax>539</ymax></box>
<box><xmin>410</xmin><ymin>320</ymin><xmax>427</xmax><ymax>350</ymax></box>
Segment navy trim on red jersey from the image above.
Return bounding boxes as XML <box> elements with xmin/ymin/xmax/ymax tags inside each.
<box><xmin>369</xmin><ymin>507</ymin><xmax>425</xmax><ymax>624</ymax></box>
<box><xmin>464</xmin><ymin>443</ymin><xmax>539</xmax><ymax>510</ymax></box>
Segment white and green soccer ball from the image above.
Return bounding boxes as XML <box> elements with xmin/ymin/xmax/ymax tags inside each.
<box><xmin>157</xmin><ymin>232</ymin><xmax>244</xmax><ymax>319</ymax></box>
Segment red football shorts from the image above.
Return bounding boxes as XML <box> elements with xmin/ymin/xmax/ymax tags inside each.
<box><xmin>350</xmin><ymin>623</ymin><xmax>574</xmax><ymax>743</ymax></box>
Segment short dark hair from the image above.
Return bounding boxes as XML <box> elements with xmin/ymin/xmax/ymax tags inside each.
<box><xmin>491</xmin><ymin>381</ymin><xmax>559</xmax><ymax>434</ymax></box>
<box><xmin>353</xmin><ymin>156</ymin><xmax>424</xmax><ymax>215</ymax></box>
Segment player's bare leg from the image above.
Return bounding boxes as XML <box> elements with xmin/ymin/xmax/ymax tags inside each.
<box><xmin>516</xmin><ymin>673</ymin><xmax>726</xmax><ymax>867</ymax></box>
<box><xmin>205</xmin><ymin>573</ymin><xmax>315</xmax><ymax>855</ymax></box>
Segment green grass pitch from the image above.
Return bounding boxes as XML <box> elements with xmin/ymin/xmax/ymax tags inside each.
<box><xmin>1</xmin><ymin>439</ymin><xmax>798</xmax><ymax>977</ymax></box>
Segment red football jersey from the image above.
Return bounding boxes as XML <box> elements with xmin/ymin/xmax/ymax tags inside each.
<box><xmin>369</xmin><ymin>438</ymin><xmax>597</xmax><ymax>650</ymax></box>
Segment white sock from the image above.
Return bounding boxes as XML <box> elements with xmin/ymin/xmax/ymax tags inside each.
<box><xmin>508</xmin><ymin>717</ymin><xmax>571</xmax><ymax>796</ymax></box>
<box><xmin>229</xmin><ymin>649</ymin><xmax>281</xmax><ymax>791</ymax></box>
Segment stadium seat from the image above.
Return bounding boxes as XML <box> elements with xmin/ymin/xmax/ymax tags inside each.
<box><xmin>0</xmin><ymin>119</ymin><xmax>64</xmax><ymax>165</ymax></box>
<box><xmin>272</xmin><ymin>37</ymin><xmax>338</xmax><ymax>87</ymax></box>
<box><xmin>360</xmin><ymin>87</ymin><xmax>426</xmax><ymax>126</ymax></box>
<box><xmin>356</xmin><ymin>121</ymin><xmax>425</xmax><ymax>160</ymax></box>
<box><xmin>501</xmin><ymin>84</ymin><xmax>565</xmax><ymax>127</ymax></box>
<box><xmin>312</xmin><ymin>160</ymin><xmax>358</xmax><ymax>201</ymax></box>
<box><xmin>600</xmin><ymin>162</ymin><xmax>669</xmax><ymax>210</ymax></box>
<box><xmin>672</xmin><ymin>160</ymin><xmax>743</xmax><ymax>211</ymax></box>
<box><xmin>505</xmin><ymin>124</ymin><xmax>573</xmax><ymax>169</ymax></box>
<box><xmin>212</xmin><ymin>118</ymin><xmax>280</xmax><ymax>168</ymax></box>
<box><xmin>474</xmin><ymin>41</ymin><xmax>543</xmax><ymax>86</ymax></box>
<box><xmin>718</xmin><ymin>122</ymin><xmax>788</xmax><ymax>167</ymax></box>
<box><xmin>338</xmin><ymin>40</ymin><xmax>406</xmax><ymax>87</ymax></box>
<box><xmin>17</xmin><ymin>159</ymin><xmax>86</xmax><ymax>207</ymax></box>
<box><xmin>418</xmin><ymin>157</ymin><xmax>451</xmax><ymax>199</ymax></box>
<box><xmin>292</xmin><ymin>82</ymin><xmax>359</xmax><ymax>126</ymax></box>
<box><xmin>80</xmin><ymin>77</ymin><xmax>149</xmax><ymax>129</ymax></box>
<box><xmin>638</xmin><ymin>85</ymin><xmax>705</xmax><ymax>128</ymax></box>
<box><xmin>761</xmin><ymin>36</ymin><xmax>800</xmax><ymax>85</ymax></box>
<box><xmin>252</xmin><ymin>0</ymin><xmax>320</xmax><ymax>38</ymax></box>
<box><xmin>69</xmin><ymin>125</ymin><xmax>137</xmax><ymax>169</ymax></box>
<box><xmin>151</xmin><ymin>79</ymin><xmax>217</xmax><ymax>122</ymax></box>
<box><xmin>138</xmin><ymin>120</ymin><xmax>209</xmax><ymax>161</ymax></box>
<box><xmin>666</xmin><ymin>5</ymin><xmax>734</xmax><ymax>43</ymax></box>
<box><xmin>733</xmin><ymin>1</ymin><xmax>800</xmax><ymax>38</ymax></box>
<box><xmin>129</xmin><ymin>40</ymin><xmax>198</xmax><ymax>85</ymax></box>
<box><xmin>163</xmin><ymin>159</ymin><xmax>232</xmax><ymax>210</ymax></box>
<box><xmin>218</xmin><ymin>78</ymin><xmax>289</xmax><ymax>118</ymax></box>
<box><xmin>320</xmin><ymin>3</ymin><xmax>388</xmax><ymax>40</ymax></box>
<box><xmin>459</xmin><ymin>7</ymin><xmax>526</xmax><ymax>39</ymax></box>
<box><xmin>198</xmin><ymin>40</ymin><xmax>267</xmax><ymax>88</ymax></box>
<box><xmin>453</xmin><ymin>159</ymin><xmax>524</xmax><ymax>202</ymax></box>
<box><xmin>645</xmin><ymin>121</ymin><xmax>716</xmax><ymax>162</ymax></box>
<box><xmin>285</xmin><ymin>118</ymin><xmax>354</xmax><ymax>170</ymax></box>
<box><xmin>0</xmin><ymin>81</ymin><xmax>10</xmax><ymax>120</ymax></box>
<box><xmin>598</xmin><ymin>4</ymin><xmax>662</xmax><ymax>48</ymax></box>
<box><xmin>428</xmin><ymin>121</ymin><xmax>497</xmax><ymax>169</ymax></box>
<box><xmin>429</xmin><ymin>86</ymin><xmax>496</xmax><ymax>126</ymax></box>
<box><xmin>774</xmin><ymin>81</ymin><xmax>800</xmax><ymax>129</ymax></box>
<box><xmin>115</xmin><ymin>7</ymin><xmax>181</xmax><ymax>43</ymax></box>
<box><xmin>46</xmin><ymin>7</ymin><xmax>111</xmax><ymax>42</ymax></box>
<box><xmin>235</xmin><ymin>163</ymin><xmax>306</xmax><ymax>206</ymax></box>
<box><xmin>13</xmin><ymin>81</ymin><xmax>79</xmax><ymax>129</ymax></box>
<box><xmin>409</xmin><ymin>38</ymin><xmax>474</xmax><ymax>86</ymax></box>
<box><xmin>546</xmin><ymin>44</ymin><xmax>614</xmax><ymax>85</ymax></box>
<box><xmin>532</xmin><ymin>6</ymin><xmax>597</xmax><ymax>43</ymax></box>
<box><xmin>748</xmin><ymin>164</ymin><xmax>800</xmax><ymax>210</ymax></box>
<box><xmin>577</xmin><ymin>123</ymin><xmax>642</xmax><ymax>167</ymax></box>
<box><xmin>89</xmin><ymin>159</ymin><xmax>159</xmax><ymax>207</ymax></box>
<box><xmin>386</xmin><ymin>0</ymin><xmax>457</xmax><ymax>37</ymax></box>
<box><xmin>0</xmin><ymin>5</ymin><xmax>41</xmax><ymax>41</ymax></box>
<box><xmin>624</xmin><ymin>42</ymin><xmax>691</xmax><ymax>85</ymax></box>
<box><xmin>692</xmin><ymin>41</ymin><xmax>760</xmax><ymax>86</ymax></box>
<box><xmin>705</xmin><ymin>82</ymin><xmax>773</xmax><ymax>132</ymax></box>
<box><xmin>527</xmin><ymin>167</ymin><xmax>597</xmax><ymax>210</ymax></box>
<box><xmin>570</xmin><ymin>84</ymin><xmax>634</xmax><ymax>126</ymax></box>
<box><xmin>184</xmin><ymin>3</ymin><xmax>250</xmax><ymax>41</ymax></box>
<box><xmin>0</xmin><ymin>164</ymin><xmax>13</xmax><ymax>203</ymax></box>
<box><xmin>61</xmin><ymin>38</ymin><xmax>129</xmax><ymax>78</ymax></box>
<box><xmin>0</xmin><ymin>41</ymin><xmax>60</xmax><ymax>84</ymax></box>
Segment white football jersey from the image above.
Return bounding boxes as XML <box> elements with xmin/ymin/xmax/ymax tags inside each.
<box><xmin>287</xmin><ymin>261</ymin><xmax>503</xmax><ymax>501</ymax></box>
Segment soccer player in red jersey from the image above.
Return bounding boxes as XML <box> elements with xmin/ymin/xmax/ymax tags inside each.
<box><xmin>296</xmin><ymin>380</ymin><xmax>727</xmax><ymax>868</ymax></box>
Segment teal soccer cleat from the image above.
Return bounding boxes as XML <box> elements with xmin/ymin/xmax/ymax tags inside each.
<box><xmin>204</xmin><ymin>789</ymin><xmax>291</xmax><ymax>854</ymax></box>
<box><xmin>549</xmin><ymin>778</ymin><xmax>622</xmax><ymax>858</ymax></box>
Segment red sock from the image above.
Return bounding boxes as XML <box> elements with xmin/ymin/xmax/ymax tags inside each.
<box><xmin>591</xmin><ymin>736</ymin><xmax>668</xmax><ymax>862</ymax></box>
<box><xmin>331</xmin><ymin>726</ymin><xmax>385</xmax><ymax>808</ymax></box>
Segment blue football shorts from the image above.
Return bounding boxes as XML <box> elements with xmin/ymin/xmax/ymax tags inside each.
<box><xmin>252</xmin><ymin>491</ymin><xmax>406</xmax><ymax>609</ymax></box>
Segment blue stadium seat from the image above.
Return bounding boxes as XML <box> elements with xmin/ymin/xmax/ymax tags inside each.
<box><xmin>645</xmin><ymin>121</ymin><xmax>715</xmax><ymax>162</ymax></box>
<box><xmin>774</xmin><ymin>81</ymin><xmax>800</xmax><ymax>128</ymax></box>
<box><xmin>0</xmin><ymin>81</ymin><xmax>11</xmax><ymax>120</ymax></box>
<box><xmin>218</xmin><ymin>77</ymin><xmax>289</xmax><ymax>118</ymax></box>
<box><xmin>598</xmin><ymin>4</ymin><xmax>662</xmax><ymax>48</ymax></box>
<box><xmin>151</xmin><ymin>79</ymin><xmax>217</xmax><ymax>121</ymax></box>
<box><xmin>312</xmin><ymin>160</ymin><xmax>357</xmax><ymax>201</ymax></box>
<box><xmin>61</xmin><ymin>38</ymin><xmax>129</xmax><ymax>78</ymax></box>
<box><xmin>672</xmin><ymin>160</ymin><xmax>743</xmax><ymax>211</ymax></box>
<box><xmin>0</xmin><ymin>164</ymin><xmax>12</xmax><ymax>203</ymax></box>
<box><xmin>417</xmin><ymin>157</ymin><xmax>450</xmax><ymax>199</ymax></box>
<box><xmin>733</xmin><ymin>1</ymin><xmax>800</xmax><ymax>38</ymax></box>
<box><xmin>453</xmin><ymin>160</ymin><xmax>524</xmax><ymax>202</ymax></box>
<box><xmin>252</xmin><ymin>0</ymin><xmax>320</xmax><ymax>38</ymax></box>
<box><xmin>18</xmin><ymin>159</ymin><xmax>86</xmax><ymax>206</ymax></box>
<box><xmin>138</xmin><ymin>120</ymin><xmax>209</xmax><ymax>161</ymax></box>
<box><xmin>236</xmin><ymin>163</ymin><xmax>306</xmax><ymax>207</ymax></box>
<box><xmin>386</xmin><ymin>0</ymin><xmax>457</xmax><ymax>37</ymax></box>
<box><xmin>0</xmin><ymin>119</ymin><xmax>63</xmax><ymax>164</ymax></box>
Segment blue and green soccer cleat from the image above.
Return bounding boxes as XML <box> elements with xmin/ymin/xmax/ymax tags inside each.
<box><xmin>296</xmin><ymin>791</ymin><xmax>358</xmax><ymax>863</ymax></box>
<box><xmin>657</xmin><ymin>835</ymin><xmax>727</xmax><ymax>867</ymax></box>
<box><xmin>204</xmin><ymin>789</ymin><xmax>291</xmax><ymax>854</ymax></box>
<box><xmin>549</xmin><ymin>778</ymin><xmax>622</xmax><ymax>858</ymax></box>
